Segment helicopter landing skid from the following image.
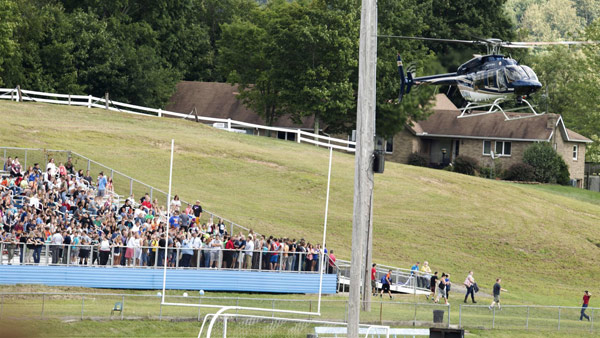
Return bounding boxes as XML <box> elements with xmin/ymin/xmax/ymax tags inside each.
<box><xmin>458</xmin><ymin>98</ymin><xmax>544</xmax><ymax>121</ymax></box>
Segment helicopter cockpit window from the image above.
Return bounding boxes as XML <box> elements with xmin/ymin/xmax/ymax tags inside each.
<box><xmin>520</xmin><ymin>66</ymin><xmax>538</xmax><ymax>81</ymax></box>
<box><xmin>505</xmin><ymin>65</ymin><xmax>527</xmax><ymax>83</ymax></box>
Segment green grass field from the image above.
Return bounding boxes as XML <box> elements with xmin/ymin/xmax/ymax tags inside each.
<box><xmin>1</xmin><ymin>100</ymin><xmax>600</xmax><ymax>336</ymax></box>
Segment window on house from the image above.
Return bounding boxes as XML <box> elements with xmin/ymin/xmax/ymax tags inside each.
<box><xmin>495</xmin><ymin>141</ymin><xmax>512</xmax><ymax>156</ymax></box>
<box><xmin>385</xmin><ymin>137</ymin><xmax>393</xmax><ymax>153</ymax></box>
<box><xmin>483</xmin><ymin>140</ymin><xmax>491</xmax><ymax>155</ymax></box>
<box><xmin>573</xmin><ymin>145</ymin><xmax>578</xmax><ymax>160</ymax></box>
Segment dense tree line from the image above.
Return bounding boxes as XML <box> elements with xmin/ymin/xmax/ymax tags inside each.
<box><xmin>9</xmin><ymin>0</ymin><xmax>595</xmax><ymax>143</ymax></box>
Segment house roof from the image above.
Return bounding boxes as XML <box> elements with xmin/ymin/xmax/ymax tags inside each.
<box><xmin>408</xmin><ymin>94</ymin><xmax>592</xmax><ymax>143</ymax></box>
<box><xmin>165</xmin><ymin>81</ymin><xmax>315</xmax><ymax>129</ymax></box>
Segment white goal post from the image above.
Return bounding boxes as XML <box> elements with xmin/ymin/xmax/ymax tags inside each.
<box><xmin>159</xmin><ymin>142</ymin><xmax>335</xmax><ymax>337</ymax></box>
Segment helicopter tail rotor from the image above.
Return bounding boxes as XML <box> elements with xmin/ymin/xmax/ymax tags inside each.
<box><xmin>397</xmin><ymin>53</ymin><xmax>414</xmax><ymax>102</ymax></box>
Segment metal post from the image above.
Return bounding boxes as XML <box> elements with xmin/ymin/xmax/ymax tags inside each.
<box><xmin>413</xmin><ymin>302</ymin><xmax>417</xmax><ymax>326</ymax></box>
<box><xmin>41</xmin><ymin>294</ymin><xmax>45</xmax><ymax>319</ymax></box>
<box><xmin>150</xmin><ymin>188</ymin><xmax>153</xmax><ymax>200</ymax></box>
<box><xmin>87</xmin><ymin>159</ymin><xmax>90</xmax><ymax>172</ymax></box>
<box><xmin>88</xmin><ymin>94</ymin><xmax>92</xmax><ymax>108</ymax></box>
<box><xmin>222</xmin><ymin>317</ymin><xmax>228</xmax><ymax>338</ymax></box>
<box><xmin>105</xmin><ymin>92</ymin><xmax>109</xmax><ymax>110</ymax></box>
<box><xmin>558</xmin><ymin>306</ymin><xmax>561</xmax><ymax>330</ymax></box>
<box><xmin>68</xmin><ymin>94</ymin><xmax>71</xmax><ymax>105</ymax></box>
<box><xmin>24</xmin><ymin>150</ymin><xmax>27</xmax><ymax>170</ymax></box>
<box><xmin>44</xmin><ymin>243</ymin><xmax>50</xmax><ymax>265</ymax></box>
<box><xmin>67</xmin><ymin>245</ymin><xmax>71</xmax><ymax>267</ymax></box>
<box><xmin>175</xmin><ymin>248</ymin><xmax>180</xmax><ymax>268</ymax></box>
<box><xmin>159</xmin><ymin>301</ymin><xmax>163</xmax><ymax>320</ymax></box>
<box><xmin>492</xmin><ymin>307</ymin><xmax>496</xmax><ymax>329</ymax></box>
<box><xmin>121</xmin><ymin>295</ymin><xmax>125</xmax><ymax>320</ymax></box>
<box><xmin>459</xmin><ymin>304</ymin><xmax>462</xmax><ymax>328</ymax></box>
<box><xmin>197</xmin><ymin>296</ymin><xmax>202</xmax><ymax>321</ymax></box>
<box><xmin>130</xmin><ymin>179</ymin><xmax>133</xmax><ymax>196</ymax></box>
<box><xmin>227</xmin><ymin>118</ymin><xmax>232</xmax><ymax>131</ymax></box>
<box><xmin>230</xmin><ymin>222</ymin><xmax>233</xmax><ymax>236</ymax></box>
<box><xmin>272</xmin><ymin>300</ymin><xmax>275</xmax><ymax>318</ymax></box>
<box><xmin>526</xmin><ymin>306</ymin><xmax>529</xmax><ymax>329</ymax></box>
<box><xmin>309</xmin><ymin>300</ymin><xmax>312</xmax><ymax>320</ymax></box>
<box><xmin>258</xmin><ymin>250</ymin><xmax>262</xmax><ymax>271</ymax></box>
<box><xmin>110</xmin><ymin>247</ymin><xmax>114</xmax><ymax>266</ymax></box>
<box><xmin>158</xmin><ymin>109</ymin><xmax>162</xmax><ymax>117</ymax></box>
<box><xmin>0</xmin><ymin>242</ymin><xmax>3</xmax><ymax>265</ymax></box>
<box><xmin>81</xmin><ymin>296</ymin><xmax>84</xmax><ymax>320</ymax></box>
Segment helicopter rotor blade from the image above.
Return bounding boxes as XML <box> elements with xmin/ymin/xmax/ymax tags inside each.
<box><xmin>377</xmin><ymin>35</ymin><xmax>484</xmax><ymax>45</ymax></box>
<box><xmin>503</xmin><ymin>41</ymin><xmax>600</xmax><ymax>48</ymax></box>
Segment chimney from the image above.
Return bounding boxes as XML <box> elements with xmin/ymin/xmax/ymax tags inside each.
<box><xmin>547</xmin><ymin>115</ymin><xmax>558</xmax><ymax>129</ymax></box>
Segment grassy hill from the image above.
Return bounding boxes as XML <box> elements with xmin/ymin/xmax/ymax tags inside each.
<box><xmin>1</xmin><ymin>100</ymin><xmax>599</xmax><ymax>306</ymax></box>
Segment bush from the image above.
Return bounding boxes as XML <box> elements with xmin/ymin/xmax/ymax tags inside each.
<box><xmin>523</xmin><ymin>143</ymin><xmax>570</xmax><ymax>185</ymax></box>
<box><xmin>453</xmin><ymin>155</ymin><xmax>478</xmax><ymax>176</ymax></box>
<box><xmin>407</xmin><ymin>152</ymin><xmax>429</xmax><ymax>167</ymax></box>
<box><xmin>504</xmin><ymin>163</ymin><xmax>535</xmax><ymax>181</ymax></box>
<box><xmin>557</xmin><ymin>160</ymin><xmax>571</xmax><ymax>185</ymax></box>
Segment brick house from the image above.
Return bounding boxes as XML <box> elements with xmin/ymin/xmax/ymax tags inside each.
<box><xmin>385</xmin><ymin>94</ymin><xmax>592</xmax><ymax>187</ymax></box>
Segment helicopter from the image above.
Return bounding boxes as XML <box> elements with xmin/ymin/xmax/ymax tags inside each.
<box><xmin>390</xmin><ymin>36</ymin><xmax>595</xmax><ymax>120</ymax></box>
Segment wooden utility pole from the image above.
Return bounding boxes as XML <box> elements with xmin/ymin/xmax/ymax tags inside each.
<box><xmin>347</xmin><ymin>0</ymin><xmax>377</xmax><ymax>336</ymax></box>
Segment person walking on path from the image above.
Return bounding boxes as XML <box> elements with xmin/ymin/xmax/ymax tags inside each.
<box><xmin>434</xmin><ymin>273</ymin><xmax>448</xmax><ymax>305</ymax></box>
<box><xmin>581</xmin><ymin>291</ymin><xmax>592</xmax><ymax>321</ymax></box>
<box><xmin>464</xmin><ymin>271</ymin><xmax>477</xmax><ymax>303</ymax></box>
<box><xmin>380</xmin><ymin>269</ymin><xmax>393</xmax><ymax>299</ymax></box>
<box><xmin>427</xmin><ymin>271</ymin><xmax>438</xmax><ymax>300</ymax></box>
<box><xmin>489</xmin><ymin>278</ymin><xmax>507</xmax><ymax>310</ymax></box>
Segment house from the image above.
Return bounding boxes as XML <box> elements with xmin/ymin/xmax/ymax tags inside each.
<box><xmin>386</xmin><ymin>94</ymin><xmax>592</xmax><ymax>187</ymax></box>
<box><xmin>165</xmin><ymin>81</ymin><xmax>317</xmax><ymax>141</ymax></box>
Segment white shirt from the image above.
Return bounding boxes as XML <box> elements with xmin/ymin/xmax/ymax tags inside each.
<box><xmin>51</xmin><ymin>233</ymin><xmax>63</xmax><ymax>245</ymax></box>
<box><xmin>245</xmin><ymin>240</ymin><xmax>254</xmax><ymax>256</ymax></box>
<box><xmin>46</xmin><ymin>162</ymin><xmax>57</xmax><ymax>177</ymax></box>
<box><xmin>100</xmin><ymin>239</ymin><xmax>111</xmax><ymax>251</ymax></box>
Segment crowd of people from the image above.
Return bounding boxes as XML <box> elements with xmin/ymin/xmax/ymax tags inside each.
<box><xmin>0</xmin><ymin>156</ymin><xmax>337</xmax><ymax>274</ymax></box>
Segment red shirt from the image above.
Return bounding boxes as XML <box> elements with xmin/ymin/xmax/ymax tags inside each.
<box><xmin>225</xmin><ymin>240</ymin><xmax>235</xmax><ymax>250</ymax></box>
<box><xmin>371</xmin><ymin>267</ymin><xmax>376</xmax><ymax>281</ymax></box>
<box><xmin>584</xmin><ymin>294</ymin><xmax>591</xmax><ymax>305</ymax></box>
<box><xmin>328</xmin><ymin>254</ymin><xmax>336</xmax><ymax>267</ymax></box>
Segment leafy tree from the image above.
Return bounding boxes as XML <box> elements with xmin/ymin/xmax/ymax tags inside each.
<box><xmin>520</xmin><ymin>0</ymin><xmax>583</xmax><ymax>41</ymax></box>
<box><xmin>0</xmin><ymin>0</ymin><xmax>19</xmax><ymax>86</ymax></box>
<box><xmin>523</xmin><ymin>142</ymin><xmax>570</xmax><ymax>184</ymax></box>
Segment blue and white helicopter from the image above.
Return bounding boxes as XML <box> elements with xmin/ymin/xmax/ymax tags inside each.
<box><xmin>391</xmin><ymin>36</ymin><xmax>595</xmax><ymax>120</ymax></box>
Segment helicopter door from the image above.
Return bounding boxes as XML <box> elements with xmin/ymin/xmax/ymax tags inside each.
<box><xmin>485</xmin><ymin>70</ymin><xmax>497</xmax><ymax>89</ymax></box>
<box><xmin>497</xmin><ymin>69</ymin><xmax>507</xmax><ymax>91</ymax></box>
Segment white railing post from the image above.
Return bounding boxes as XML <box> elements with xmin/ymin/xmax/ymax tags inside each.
<box><xmin>158</xmin><ymin>109</ymin><xmax>162</xmax><ymax>117</ymax></box>
<box><xmin>68</xmin><ymin>94</ymin><xmax>71</xmax><ymax>105</ymax></box>
<box><xmin>227</xmin><ymin>118</ymin><xmax>232</xmax><ymax>131</ymax></box>
<box><xmin>88</xmin><ymin>95</ymin><xmax>92</xmax><ymax>108</ymax></box>
<box><xmin>297</xmin><ymin>129</ymin><xmax>301</xmax><ymax>143</ymax></box>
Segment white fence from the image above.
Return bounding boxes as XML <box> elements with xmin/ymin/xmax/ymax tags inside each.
<box><xmin>0</xmin><ymin>86</ymin><xmax>356</xmax><ymax>152</ymax></box>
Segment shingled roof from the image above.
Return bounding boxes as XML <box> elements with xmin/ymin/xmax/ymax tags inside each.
<box><xmin>408</xmin><ymin>94</ymin><xmax>592</xmax><ymax>143</ymax></box>
<box><xmin>165</xmin><ymin>81</ymin><xmax>315</xmax><ymax>129</ymax></box>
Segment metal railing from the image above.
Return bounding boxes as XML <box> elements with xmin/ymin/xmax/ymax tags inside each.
<box><xmin>0</xmin><ymin>146</ymin><xmax>252</xmax><ymax>236</ymax></box>
<box><xmin>336</xmin><ymin>258</ymin><xmax>430</xmax><ymax>292</ymax></box>
<box><xmin>459</xmin><ymin>304</ymin><xmax>598</xmax><ymax>333</ymax></box>
<box><xmin>0</xmin><ymin>242</ymin><xmax>336</xmax><ymax>274</ymax></box>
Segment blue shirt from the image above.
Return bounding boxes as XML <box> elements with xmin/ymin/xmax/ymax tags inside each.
<box><xmin>411</xmin><ymin>265</ymin><xmax>419</xmax><ymax>274</ymax></box>
<box><xmin>98</xmin><ymin>176</ymin><xmax>107</xmax><ymax>190</ymax></box>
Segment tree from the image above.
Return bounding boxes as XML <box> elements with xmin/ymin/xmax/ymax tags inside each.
<box><xmin>523</xmin><ymin>142</ymin><xmax>570</xmax><ymax>184</ymax></box>
<box><xmin>520</xmin><ymin>0</ymin><xmax>583</xmax><ymax>41</ymax></box>
<box><xmin>0</xmin><ymin>0</ymin><xmax>19</xmax><ymax>86</ymax></box>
